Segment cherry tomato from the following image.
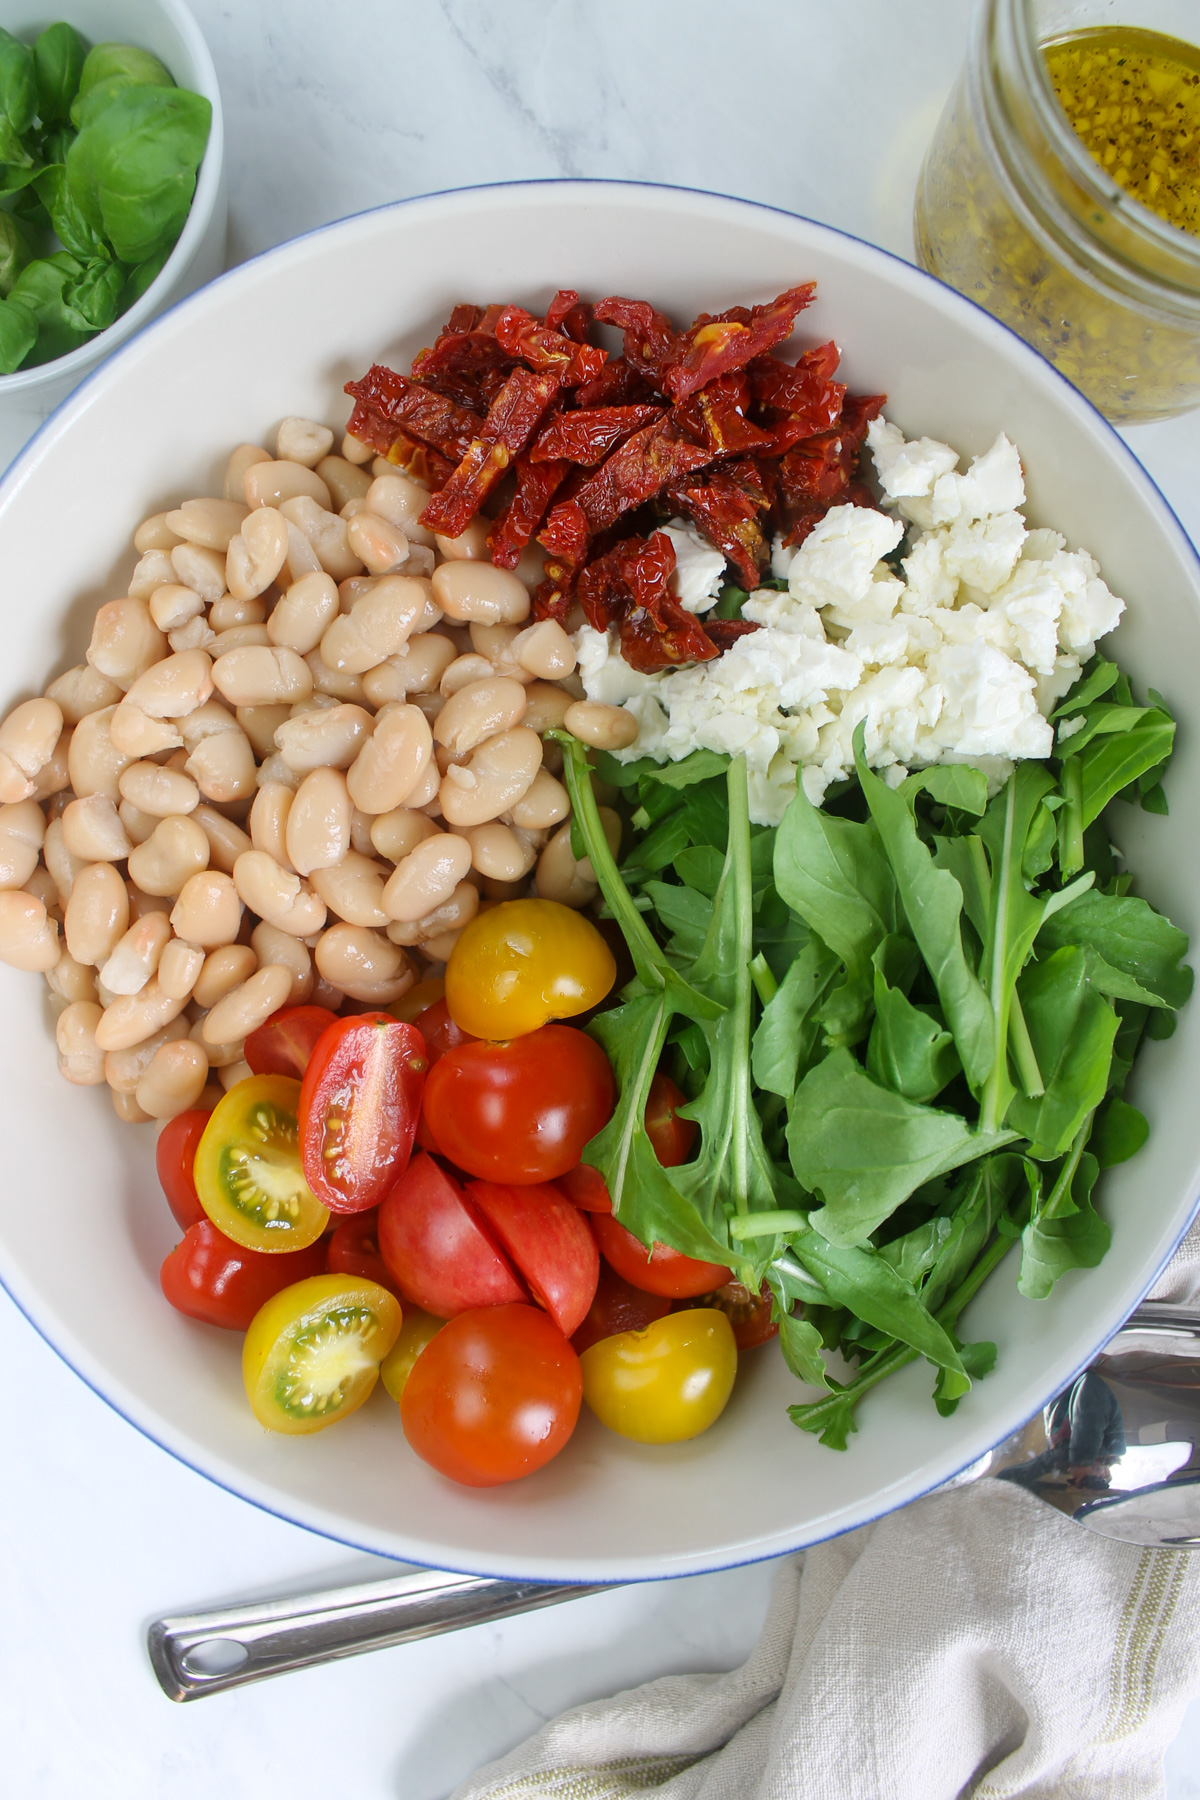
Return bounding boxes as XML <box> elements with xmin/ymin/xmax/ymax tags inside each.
<box><xmin>444</xmin><ymin>898</ymin><xmax>616</xmax><ymax>1041</ymax></box>
<box><xmin>194</xmin><ymin>1074</ymin><xmax>329</xmax><ymax>1253</ymax></box>
<box><xmin>379</xmin><ymin>1306</ymin><xmax>444</xmax><ymax>1403</ymax></box>
<box><xmin>421</xmin><ymin>1024</ymin><xmax>615</xmax><ymax>1184</ymax></box>
<box><xmin>242</xmin><ymin>1273</ymin><xmax>401</xmax><ymax>1435</ymax></box>
<box><xmin>299</xmin><ymin>1013</ymin><xmax>427</xmax><ymax>1215</ymax></box>
<box><xmin>571</xmin><ymin>1263</ymin><xmax>671</xmax><ymax>1355</ymax></box>
<box><xmin>327</xmin><ymin>1209</ymin><xmax>398</xmax><ymax>1293</ymax></box>
<box><xmin>592</xmin><ymin>1212</ymin><xmax>732</xmax><ymax>1298</ymax></box>
<box><xmin>244</xmin><ymin>1005</ymin><xmax>339</xmax><ymax>1080</ymax></box>
<box><xmin>388</xmin><ymin>976</ymin><xmax>445</xmax><ymax>1023</ymax></box>
<box><xmin>465</xmin><ymin>1180</ymin><xmax>599</xmax><ymax>1337</ymax></box>
<box><xmin>412</xmin><ymin>998</ymin><xmax>476</xmax><ymax>1070</ymax></box>
<box><xmin>677</xmin><ymin>1280</ymin><xmax>779</xmax><ymax>1350</ymax></box>
<box><xmin>156</xmin><ymin>1108</ymin><xmax>210</xmax><ymax>1230</ymax></box>
<box><xmin>160</xmin><ymin>1221</ymin><xmax>327</xmax><ymax>1331</ymax></box>
<box><xmin>581</xmin><ymin>1310</ymin><xmax>737</xmax><ymax>1443</ymax></box>
<box><xmin>400</xmin><ymin>1304</ymin><xmax>582</xmax><ymax>1486</ymax></box>
<box><xmin>378</xmin><ymin>1151</ymin><xmax>526</xmax><ymax>1316</ymax></box>
<box><xmin>557</xmin><ymin>1072</ymin><xmax>697</xmax><ymax>1213</ymax></box>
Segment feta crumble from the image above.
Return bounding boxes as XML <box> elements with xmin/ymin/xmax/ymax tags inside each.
<box><xmin>574</xmin><ymin>421</ymin><xmax>1126</xmax><ymax>825</ymax></box>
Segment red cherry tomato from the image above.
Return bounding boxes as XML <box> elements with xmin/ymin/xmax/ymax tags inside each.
<box><xmin>160</xmin><ymin>1221</ymin><xmax>328</xmax><ymax>1330</ymax></box>
<box><xmin>244</xmin><ymin>1005</ymin><xmax>339</xmax><ymax>1080</ymax></box>
<box><xmin>592</xmin><ymin>1212</ymin><xmax>732</xmax><ymax>1299</ymax></box>
<box><xmin>465</xmin><ymin>1180</ymin><xmax>599</xmax><ymax>1337</ymax></box>
<box><xmin>571</xmin><ymin>1263</ymin><xmax>671</xmax><ymax>1355</ymax></box>
<box><xmin>558</xmin><ymin>1071</ymin><xmax>697</xmax><ymax>1212</ymax></box>
<box><xmin>413</xmin><ymin>998</ymin><xmax>476</xmax><ymax>1070</ymax></box>
<box><xmin>421</xmin><ymin>1024</ymin><xmax>615</xmax><ymax>1185</ymax></box>
<box><xmin>326</xmin><ymin>1208</ymin><xmax>399</xmax><ymax>1295</ymax></box>
<box><xmin>378</xmin><ymin>1151</ymin><xmax>526</xmax><ymax>1316</ymax></box>
<box><xmin>676</xmin><ymin>1280</ymin><xmax>779</xmax><ymax>1349</ymax></box>
<box><xmin>400</xmin><ymin>1304</ymin><xmax>582</xmax><ymax>1486</ymax></box>
<box><xmin>156</xmin><ymin>1109</ymin><xmax>209</xmax><ymax>1231</ymax></box>
<box><xmin>299</xmin><ymin>1013</ymin><xmax>427</xmax><ymax>1214</ymax></box>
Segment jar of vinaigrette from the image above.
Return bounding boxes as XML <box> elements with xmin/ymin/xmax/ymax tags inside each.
<box><xmin>915</xmin><ymin>0</ymin><xmax>1200</xmax><ymax>422</ymax></box>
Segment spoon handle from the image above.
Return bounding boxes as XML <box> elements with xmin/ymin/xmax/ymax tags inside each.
<box><xmin>148</xmin><ymin>1566</ymin><xmax>610</xmax><ymax>1701</ymax></box>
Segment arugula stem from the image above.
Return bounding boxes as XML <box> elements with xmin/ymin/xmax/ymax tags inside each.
<box><xmin>554</xmin><ymin>733</ymin><xmax>669</xmax><ymax>988</ymax></box>
<box><xmin>1059</xmin><ymin>755</ymin><xmax>1085</xmax><ymax>879</ymax></box>
<box><xmin>750</xmin><ymin>953</ymin><xmax>778</xmax><ymax>1005</ymax></box>
<box><xmin>1042</xmin><ymin>1115</ymin><xmax>1093</xmax><ymax>1220</ymax></box>
<box><xmin>1007</xmin><ymin>990</ymin><xmax>1044</xmax><ymax>1097</ymax></box>
<box><xmin>731</xmin><ymin>1211</ymin><xmax>809</xmax><ymax>1240</ymax></box>
<box><xmin>980</xmin><ymin>778</ymin><xmax>1016</xmax><ymax>1135</ymax></box>
<box><xmin>727</xmin><ymin>755</ymin><xmax>754</xmax><ymax>1217</ymax></box>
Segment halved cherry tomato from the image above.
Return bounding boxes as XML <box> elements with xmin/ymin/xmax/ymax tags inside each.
<box><xmin>379</xmin><ymin>1306</ymin><xmax>444</xmax><ymax>1403</ymax></box>
<box><xmin>401</xmin><ymin>1303</ymin><xmax>582</xmax><ymax>1486</ymax></box>
<box><xmin>592</xmin><ymin>1212</ymin><xmax>732</xmax><ymax>1299</ymax></box>
<box><xmin>378</xmin><ymin>1151</ymin><xmax>526</xmax><ymax>1316</ymax></box>
<box><xmin>160</xmin><ymin>1221</ymin><xmax>327</xmax><ymax>1330</ymax></box>
<box><xmin>465</xmin><ymin>1180</ymin><xmax>599</xmax><ymax>1337</ymax></box>
<box><xmin>412</xmin><ymin>998</ymin><xmax>476</xmax><ymax>1070</ymax></box>
<box><xmin>581</xmin><ymin>1310</ymin><xmax>737</xmax><ymax>1443</ymax></box>
<box><xmin>421</xmin><ymin>1023</ymin><xmax>615</xmax><ymax>1184</ymax></box>
<box><xmin>244</xmin><ymin>1005</ymin><xmax>339</xmax><ymax>1080</ymax></box>
<box><xmin>571</xmin><ymin>1263</ymin><xmax>671</xmax><ymax>1355</ymax></box>
<box><xmin>242</xmin><ymin>1273</ymin><xmax>401</xmax><ymax>1435</ymax></box>
<box><xmin>676</xmin><ymin>1280</ymin><xmax>779</xmax><ymax>1350</ymax></box>
<box><xmin>156</xmin><ymin>1108</ymin><xmax>210</xmax><ymax>1230</ymax></box>
<box><xmin>327</xmin><ymin>1208</ymin><xmax>398</xmax><ymax>1294</ymax></box>
<box><xmin>558</xmin><ymin>1071</ymin><xmax>697</xmax><ymax>1212</ymax></box>
<box><xmin>298</xmin><ymin>1013</ymin><xmax>427</xmax><ymax>1214</ymax></box>
<box><xmin>194</xmin><ymin>1074</ymin><xmax>329</xmax><ymax>1253</ymax></box>
<box><xmin>444</xmin><ymin>898</ymin><xmax>616</xmax><ymax>1040</ymax></box>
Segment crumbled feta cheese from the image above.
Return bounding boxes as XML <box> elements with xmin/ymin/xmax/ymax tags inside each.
<box><xmin>582</xmin><ymin>419</ymin><xmax>1126</xmax><ymax>824</ymax></box>
<box><xmin>660</xmin><ymin>518</ymin><xmax>727</xmax><ymax>613</ymax></box>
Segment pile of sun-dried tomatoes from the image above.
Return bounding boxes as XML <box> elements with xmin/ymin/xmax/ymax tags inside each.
<box><xmin>345</xmin><ymin>286</ymin><xmax>884</xmax><ymax>673</ymax></box>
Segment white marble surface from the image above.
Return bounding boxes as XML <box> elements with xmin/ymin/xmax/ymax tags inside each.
<box><xmin>2</xmin><ymin>2</ymin><xmax>1198</xmax><ymax>1795</ymax></box>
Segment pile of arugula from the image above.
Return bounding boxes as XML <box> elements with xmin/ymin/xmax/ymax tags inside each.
<box><xmin>0</xmin><ymin>24</ymin><xmax>211</xmax><ymax>372</ymax></box>
<box><xmin>553</xmin><ymin>655</ymin><xmax>1191</xmax><ymax>1449</ymax></box>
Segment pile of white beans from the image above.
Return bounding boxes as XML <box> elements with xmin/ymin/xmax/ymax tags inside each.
<box><xmin>0</xmin><ymin>418</ymin><xmax>637</xmax><ymax>1126</ymax></box>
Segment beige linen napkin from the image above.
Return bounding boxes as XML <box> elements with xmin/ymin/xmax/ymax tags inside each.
<box><xmin>452</xmin><ymin>1227</ymin><xmax>1200</xmax><ymax>1800</ymax></box>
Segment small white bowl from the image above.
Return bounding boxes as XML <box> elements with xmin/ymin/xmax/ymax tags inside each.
<box><xmin>0</xmin><ymin>0</ymin><xmax>226</xmax><ymax>470</ymax></box>
<box><xmin>1</xmin><ymin>182</ymin><xmax>1198</xmax><ymax>1583</ymax></box>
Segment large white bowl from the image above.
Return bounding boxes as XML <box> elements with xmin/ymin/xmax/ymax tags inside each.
<box><xmin>2</xmin><ymin>181</ymin><xmax>1198</xmax><ymax>1583</ymax></box>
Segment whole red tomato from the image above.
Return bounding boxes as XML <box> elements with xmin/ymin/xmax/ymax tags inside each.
<box><xmin>160</xmin><ymin>1221</ymin><xmax>327</xmax><ymax>1330</ymax></box>
<box><xmin>412</xmin><ymin>998</ymin><xmax>476</xmax><ymax>1070</ymax></box>
<box><xmin>421</xmin><ymin>1024</ymin><xmax>614</xmax><ymax>1184</ymax></box>
<box><xmin>326</xmin><ymin>1208</ymin><xmax>399</xmax><ymax>1294</ymax></box>
<box><xmin>558</xmin><ymin>1071</ymin><xmax>696</xmax><ymax>1212</ymax></box>
<box><xmin>400</xmin><ymin>1304</ymin><xmax>582</xmax><ymax>1486</ymax></box>
<box><xmin>299</xmin><ymin>1013</ymin><xmax>427</xmax><ymax>1214</ymax></box>
<box><xmin>571</xmin><ymin>1263</ymin><xmax>671</xmax><ymax>1355</ymax></box>
<box><xmin>156</xmin><ymin>1109</ymin><xmax>210</xmax><ymax>1231</ymax></box>
<box><xmin>592</xmin><ymin>1212</ymin><xmax>732</xmax><ymax>1299</ymax></box>
<box><xmin>244</xmin><ymin>1005</ymin><xmax>339</xmax><ymax>1080</ymax></box>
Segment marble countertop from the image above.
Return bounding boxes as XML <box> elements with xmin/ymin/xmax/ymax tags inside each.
<box><xmin>3</xmin><ymin>3</ymin><xmax>1198</xmax><ymax>1795</ymax></box>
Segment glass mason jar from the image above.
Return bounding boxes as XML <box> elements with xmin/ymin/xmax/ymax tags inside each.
<box><xmin>914</xmin><ymin>0</ymin><xmax>1200</xmax><ymax>422</ymax></box>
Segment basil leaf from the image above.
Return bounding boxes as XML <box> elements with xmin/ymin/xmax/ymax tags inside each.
<box><xmin>70</xmin><ymin>41</ymin><xmax>174</xmax><ymax>128</ymax></box>
<box><xmin>66</xmin><ymin>85</ymin><xmax>211</xmax><ymax>265</ymax></box>
<box><xmin>0</xmin><ymin>28</ymin><xmax>38</xmax><ymax>137</ymax></box>
<box><xmin>8</xmin><ymin>251</ymin><xmax>92</xmax><ymax>359</ymax></box>
<box><xmin>0</xmin><ymin>292</ymin><xmax>37</xmax><ymax>372</ymax></box>
<box><xmin>34</xmin><ymin>162</ymin><xmax>102</xmax><ymax>258</ymax></box>
<box><xmin>34</xmin><ymin>22</ymin><xmax>87</xmax><ymax>123</ymax></box>
<box><xmin>62</xmin><ymin>254</ymin><xmax>125</xmax><ymax>332</ymax></box>
<box><xmin>0</xmin><ymin>208</ymin><xmax>31</xmax><ymax>294</ymax></box>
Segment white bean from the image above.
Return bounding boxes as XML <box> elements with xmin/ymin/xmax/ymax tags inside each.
<box><xmin>509</xmin><ymin>768</ymin><xmax>571</xmax><ymax>829</ymax></box>
<box><xmin>535</xmin><ymin>807</ymin><xmax>622</xmax><ymax>908</ymax></box>
<box><xmin>165</xmin><ymin>498</ymin><xmax>248</xmax><ymax>552</ymax></box>
<box><xmin>193</xmin><ymin>943</ymin><xmax>258</xmax><ymax>1009</ymax></box>
<box><xmin>226</xmin><ymin>505</ymin><xmax>289</xmax><ymax>600</ymax></box>
<box><xmin>136</xmin><ymin>1039</ymin><xmax>210</xmax><ymax>1118</ymax></box>
<box><xmin>43</xmin><ymin>818</ymin><xmax>84</xmax><ymax>906</ymax></box>
<box><xmin>87</xmin><ymin>599</ymin><xmax>167</xmax><ymax>690</ymax></box>
<box><xmin>98</xmin><ymin>910</ymin><xmax>172</xmax><ymax>995</ymax></box>
<box><xmin>65</xmin><ymin>862</ymin><xmax>129</xmax><ymax>965</ymax></box>
<box><xmin>276</xmin><ymin>417</ymin><xmax>334</xmax><ymax>468</ymax></box>
<box><xmin>244</xmin><ymin>460</ymin><xmax>333</xmax><ymax>511</ymax></box>
<box><xmin>511</xmin><ymin>619</ymin><xmax>577</xmax><ymax>680</ymax></box>
<box><xmin>346</xmin><ymin>705</ymin><xmax>432</xmax><ymax>814</ymax></box>
<box><xmin>158</xmin><ymin>937</ymin><xmax>206</xmax><ymax>1002</ymax></box>
<box><xmin>315</xmin><ymin>923</ymin><xmax>412</xmax><ymax>1003</ymax></box>
<box><xmin>439</xmin><ymin>727</ymin><xmax>542</xmax><ymax>828</ymax></box>
<box><xmin>434</xmin><ymin>678</ymin><xmax>528</xmax><ymax>756</ymax></box>
<box><xmin>364</xmin><ymin>474</ymin><xmax>437</xmax><ymax>548</ymax></box>
<box><xmin>249</xmin><ymin>781</ymin><xmax>295</xmax><ymax>871</ymax></box>
<box><xmin>440</xmin><ymin>653</ymin><xmax>498</xmax><ymax>699</ymax></box>
<box><xmin>232</xmin><ymin>851</ymin><xmax>326</xmax><ymax>937</ymax></box>
<box><xmin>382</xmin><ymin>832</ymin><xmax>472</xmax><ymax>923</ymax></box>
<box><xmin>118</xmin><ymin>761</ymin><xmax>199</xmax><ymax>818</ymax></box>
<box><xmin>0</xmin><ymin>799</ymin><xmax>46</xmax><ymax>891</ymax></box>
<box><xmin>273</xmin><ymin>702</ymin><xmax>373</xmax><ymax>774</ymax></box>
<box><xmin>185</xmin><ymin>727</ymin><xmax>258</xmax><ymax>802</ymax></box>
<box><xmin>45</xmin><ymin>951</ymin><xmax>99</xmax><ymax>1006</ymax></box>
<box><xmin>286</xmin><ymin>768</ymin><xmax>352</xmax><ymax>875</ymax></box>
<box><xmin>94</xmin><ymin>977</ymin><xmax>187</xmax><ymax>1052</ymax></box>
<box><xmin>342</xmin><ymin>432</ymin><xmax>374</xmax><ymax>466</ymax></box>
<box><xmin>178</xmin><ymin>698</ymin><xmax>239</xmax><ymax>750</ymax></box>
<box><xmin>434</xmin><ymin>520</ymin><xmax>490</xmax><ymax>560</ymax></box>
<box><xmin>191</xmin><ymin>804</ymin><xmax>252</xmax><ymax>875</ymax></box>
<box><xmin>134</xmin><ymin>512</ymin><xmax>183</xmax><ymax>553</ymax></box>
<box><xmin>168</xmin><ymin>617</ymin><xmax>217</xmax><ymax>654</ymax></box>
<box><xmin>431</xmin><ymin>560</ymin><xmax>530</xmax><ymax>625</ymax></box>
<box><xmin>56</xmin><ymin>1000</ymin><xmax>106</xmax><ymax>1085</ymax></box>
<box><xmin>368</xmin><ymin>807</ymin><xmax>441</xmax><ymax>863</ymax></box>
<box><xmin>250</xmin><ymin>921</ymin><xmax>312</xmax><ymax>1005</ymax></box>
<box><xmin>303</xmin><ymin>647</ymin><xmax>367</xmax><ymax>703</ymax></box>
<box><xmin>309</xmin><ymin>853</ymin><xmax>390</xmax><ymax>928</ymax></box>
<box><xmin>210</xmin><ymin>593</ymin><xmax>267</xmax><ymax>631</ymax></box>
<box><xmin>61</xmin><ymin>795</ymin><xmax>133</xmax><ymax>862</ymax></box>
<box><xmin>316</xmin><ymin>455</ymin><xmax>372</xmax><ymax>510</ymax></box>
<box><xmin>103</xmin><ymin>1019</ymin><xmax>192</xmax><ymax>1092</ymax></box>
<box><xmin>128</xmin><ymin>549</ymin><xmax>176</xmax><ymax>599</ymax></box>
<box><xmin>320</xmin><ymin>574</ymin><xmax>428</xmax><ymax>674</ymax></box>
<box><xmin>127</xmin><ymin>814</ymin><xmax>211</xmax><ymax>897</ymax></box>
<box><xmin>0</xmin><ymin>699</ymin><xmax>64</xmax><ymax>802</ymax></box>
<box><xmin>281</xmin><ymin>495</ymin><xmax>363</xmax><ymax>581</ymax></box>
<box><xmin>212</xmin><ymin>645</ymin><xmax>313</xmax><ymax>707</ymax></box>
<box><xmin>110</xmin><ymin>704</ymin><xmax>184</xmax><ymax>759</ymax></box>
<box><xmin>458</xmin><ymin>820</ymin><xmax>537</xmax><ymax>882</ymax></box>
<box><xmin>267</xmin><ymin>570</ymin><xmax>339</xmax><ymax>654</ymax></box>
<box><xmin>67</xmin><ymin>706</ymin><xmax>134</xmax><ymax>801</ymax></box>
<box><xmin>44</xmin><ymin>663</ymin><xmax>124</xmax><ymax>725</ymax></box>
<box><xmin>202</xmin><ymin>963</ymin><xmax>294</xmax><ymax>1045</ymax></box>
<box><xmin>385</xmin><ymin>880</ymin><xmax>479</xmax><ymax>947</ymax></box>
<box><xmin>0</xmin><ymin>889</ymin><xmax>60</xmax><ymax>970</ymax></box>
<box><xmin>224</xmin><ymin>443</ymin><xmax>271</xmax><ymax>501</ymax></box>
<box><xmin>171</xmin><ymin>542</ymin><xmax>228</xmax><ymax>605</ymax></box>
<box><xmin>169</xmin><ymin>871</ymin><xmax>243</xmax><ymax>948</ymax></box>
<box><xmin>563</xmin><ymin>699</ymin><xmax>639</xmax><ymax>751</ymax></box>
<box><xmin>148</xmin><ymin>583</ymin><xmax>205</xmax><ymax>632</ymax></box>
<box><xmin>346</xmin><ymin>510</ymin><xmax>409</xmax><ymax>576</ymax></box>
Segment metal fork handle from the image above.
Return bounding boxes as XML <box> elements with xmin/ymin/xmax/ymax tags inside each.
<box><xmin>148</xmin><ymin>1566</ymin><xmax>610</xmax><ymax>1701</ymax></box>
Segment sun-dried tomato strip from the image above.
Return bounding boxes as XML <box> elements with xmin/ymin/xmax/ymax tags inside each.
<box><xmin>378</xmin><ymin>430</ymin><xmax>457</xmax><ymax>491</ymax></box>
<box><xmin>593</xmin><ymin>297</ymin><xmax>679</xmax><ymax>386</ymax></box>
<box><xmin>674</xmin><ymin>370</ymin><xmax>775</xmax><ymax>457</ymax></box>
<box><xmin>420</xmin><ymin>367</ymin><xmax>564</xmax><ymax>538</ymax></box>
<box><xmin>749</xmin><ymin>342</ymin><xmax>843</xmax><ymax>413</ymax></box>
<box><xmin>704</xmin><ymin>618</ymin><xmax>762</xmax><ymax>653</ymax></box>
<box><xmin>564</xmin><ymin>418</ymin><xmax>714</xmax><ymax>534</ymax></box>
<box><xmin>544</xmin><ymin>290</ymin><xmax>593</xmax><ymax>342</ymax></box>
<box><xmin>660</xmin><ymin>284</ymin><xmax>816</xmax><ymax>403</ymax></box>
<box><xmin>410</xmin><ymin>304</ymin><xmax>515</xmax><ymax>410</ymax></box>
<box><xmin>494</xmin><ymin>306</ymin><xmax>607</xmax><ymax>387</ymax></box>
<box><xmin>673</xmin><ymin>471</ymin><xmax>769</xmax><ymax>588</ymax></box>
<box><xmin>574</xmin><ymin>532</ymin><xmax>720</xmax><ymax>673</ymax></box>
<box><xmin>487</xmin><ymin>458</ymin><xmax>569</xmax><ymax>569</ymax></box>
<box><xmin>344</xmin><ymin>366</ymin><xmax>481</xmax><ymax>462</ymax></box>
<box><xmin>574</xmin><ymin>356</ymin><xmax>655</xmax><ymax>409</ymax></box>
<box><xmin>529</xmin><ymin>404</ymin><xmax>663</xmax><ymax>467</ymax></box>
<box><xmin>621</xmin><ymin>595</ymin><xmax>720</xmax><ymax>672</ymax></box>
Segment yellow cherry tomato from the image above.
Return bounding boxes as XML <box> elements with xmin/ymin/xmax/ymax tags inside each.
<box><xmin>379</xmin><ymin>1306</ymin><xmax>445</xmax><ymax>1404</ymax></box>
<box><xmin>242</xmin><ymin>1273</ymin><xmax>402</xmax><ymax>1435</ymax></box>
<box><xmin>444</xmin><ymin>898</ymin><xmax>616</xmax><ymax>1040</ymax></box>
<box><xmin>194</xmin><ymin>1074</ymin><xmax>328</xmax><ymax>1253</ymax></box>
<box><xmin>580</xmin><ymin>1309</ymin><xmax>737</xmax><ymax>1444</ymax></box>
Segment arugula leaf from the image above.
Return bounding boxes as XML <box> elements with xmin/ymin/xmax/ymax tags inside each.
<box><xmin>1076</xmin><ymin>708</ymin><xmax>1175</xmax><ymax>823</ymax></box>
<box><xmin>1051</xmin><ymin>656</ymin><xmax>1120</xmax><ymax>720</ymax></box>
<box><xmin>776</xmin><ymin>1310</ymin><xmax>829</xmax><ymax>1388</ymax></box>
<box><xmin>1037</xmin><ymin>888</ymin><xmax>1192</xmax><ymax>1010</ymax></box>
<box><xmin>1092</xmin><ymin>1097</ymin><xmax>1148</xmax><ymax>1167</ymax></box>
<box><xmin>902</xmin><ymin>764</ymin><xmax>989</xmax><ymax>816</ymax></box>
<box><xmin>751</xmin><ymin>937</ymin><xmax>839</xmax><ymax>1097</ymax></box>
<box><xmin>673</xmin><ymin>845</ymin><xmax>723</xmax><ymax>896</ymax></box>
<box><xmin>1006</xmin><ymin>949</ymin><xmax>1118</xmax><ymax>1159</ymax></box>
<box><xmin>876</xmin><ymin>1215</ymin><xmax>952</xmax><ymax>1284</ymax></box>
<box><xmin>620</xmin><ymin>748</ymin><xmax>729</xmax><ymax>791</ymax></box>
<box><xmin>642</xmin><ymin>880</ymin><xmax>709</xmax><ymax>962</ymax></box>
<box><xmin>1019</xmin><ymin>1147</ymin><xmax>1108</xmax><ymax>1298</ymax></box>
<box><xmin>774</xmin><ymin>770</ymin><xmax>897</xmax><ymax>972</ymax></box>
<box><xmin>788</xmin><ymin>1049</ymin><xmax>1015</xmax><ymax>1246</ymax></box>
<box><xmin>866</xmin><ymin>953</ymin><xmax>960</xmax><ymax>1103</ymax></box>
<box><xmin>789</xmin><ymin>1230</ymin><xmax>969</xmax><ymax>1389</ymax></box>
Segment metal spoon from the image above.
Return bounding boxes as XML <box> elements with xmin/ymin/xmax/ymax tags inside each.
<box><xmin>148</xmin><ymin>1299</ymin><xmax>1200</xmax><ymax>1702</ymax></box>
